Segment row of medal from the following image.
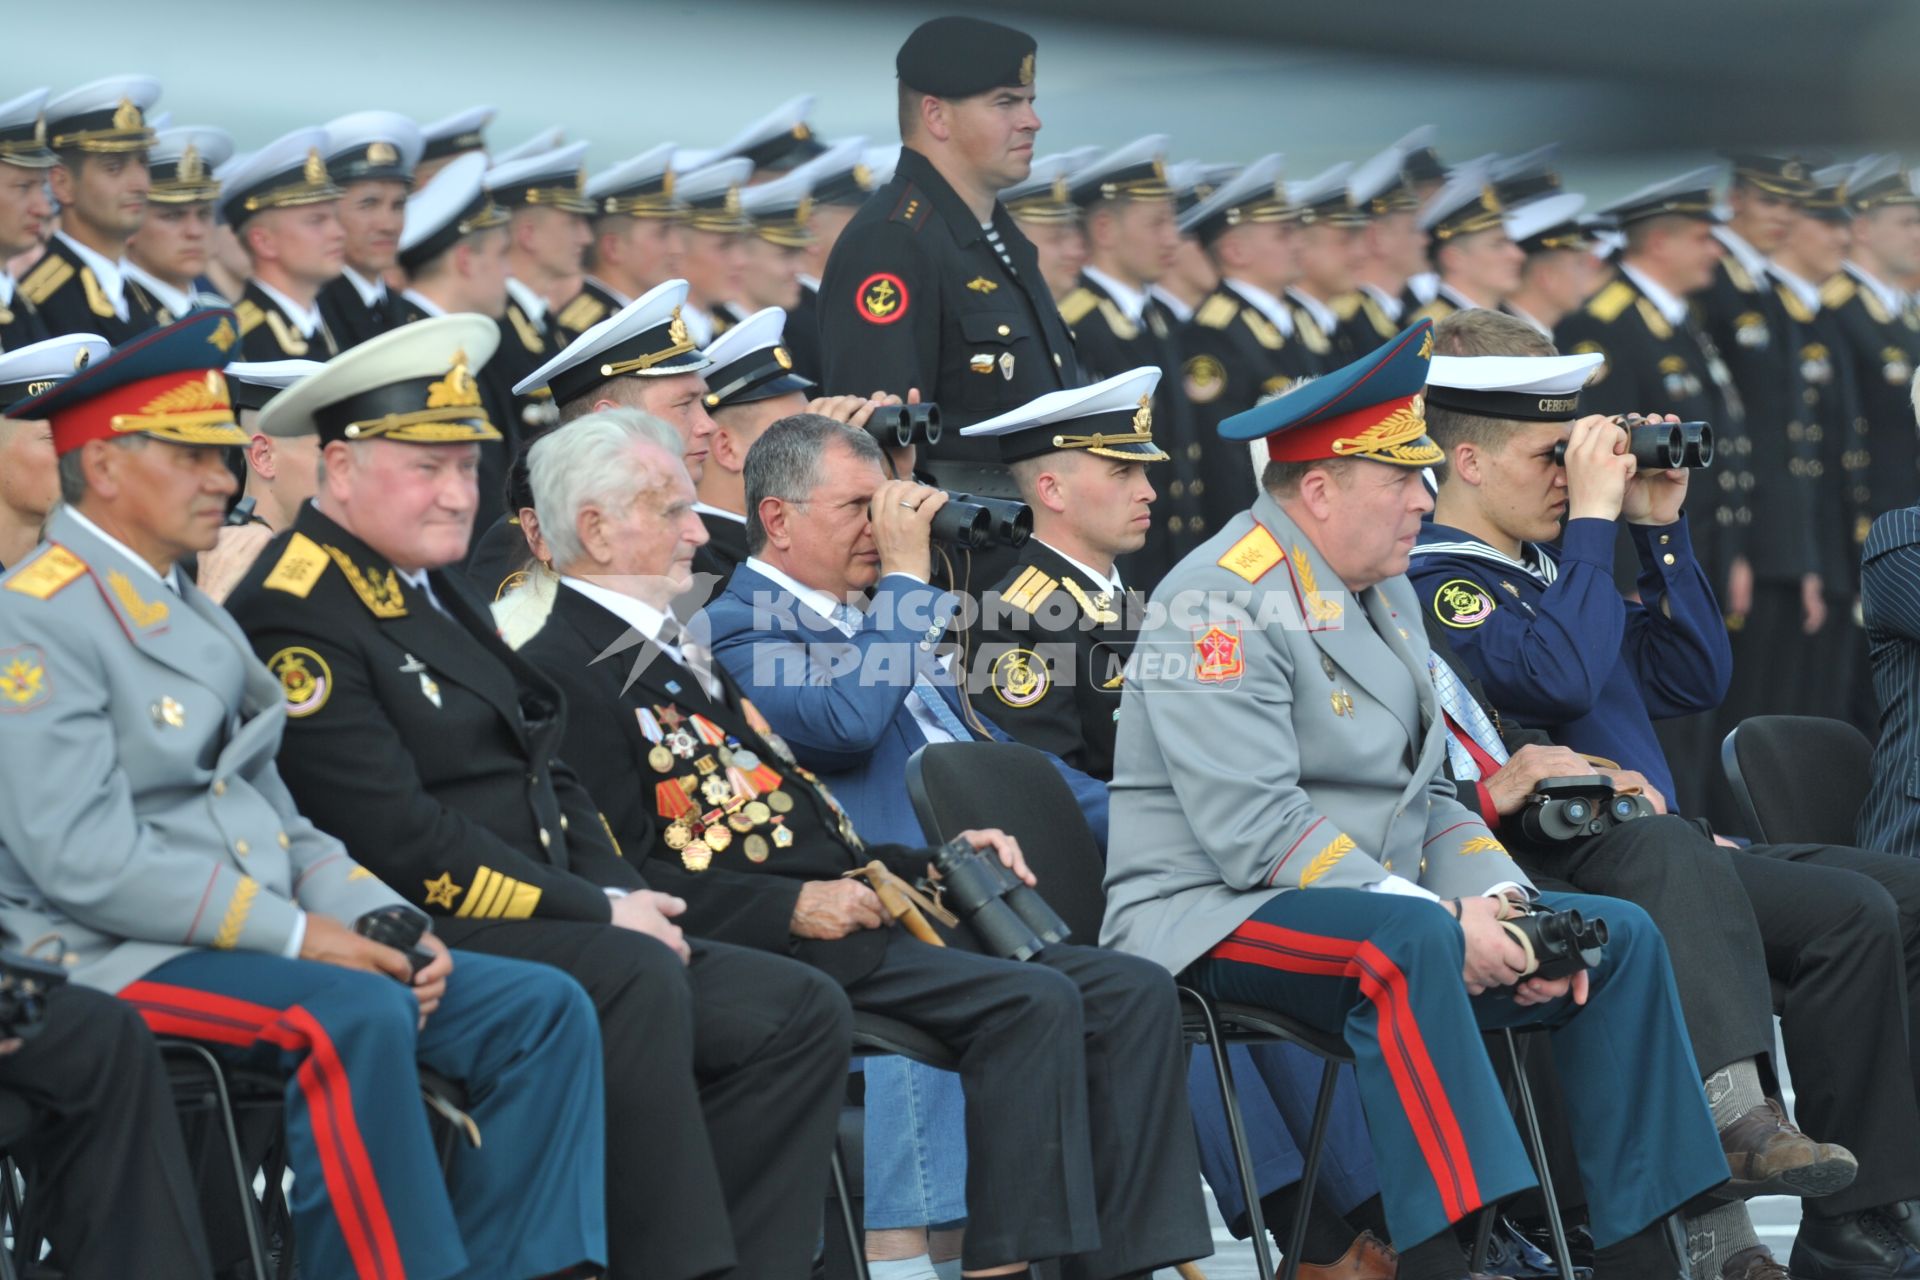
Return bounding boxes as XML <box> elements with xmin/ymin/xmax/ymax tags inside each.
<box><xmin>641</xmin><ymin>702</ymin><xmax>804</xmax><ymax>873</ymax></box>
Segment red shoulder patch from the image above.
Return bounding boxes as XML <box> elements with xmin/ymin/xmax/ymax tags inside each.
<box><xmin>856</xmin><ymin>273</ymin><xmax>910</xmax><ymax>325</ymax></box>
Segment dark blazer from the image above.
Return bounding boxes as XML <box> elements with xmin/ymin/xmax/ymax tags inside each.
<box><xmin>235</xmin><ymin>279</ymin><xmax>340</xmax><ymax>362</ymax></box>
<box><xmin>817</xmin><ymin>146</ymin><xmax>1081</xmax><ymax>461</ymax></box>
<box><xmin>1058</xmin><ymin>273</ymin><xmax>1208</xmax><ymax>587</ymax></box>
<box><xmin>491</xmin><ymin>289</ymin><xmax>562</xmax><ymax>440</ymax></box>
<box><xmin>0</xmin><ymin>284</ymin><xmax>49</xmax><ymax>351</ymax></box>
<box><xmin>317</xmin><ymin>273</ymin><xmax>404</xmax><ymax>351</ymax></box>
<box><xmin>1860</xmin><ymin>505</ymin><xmax>1920</xmax><ymax>854</ymax></box>
<box><xmin>702</xmin><ymin>561</ymin><xmax>1111</xmax><ymax>851</ymax></box>
<box><xmin>520</xmin><ymin>581</ymin><xmax>923</xmax><ymax>983</ymax></box>
<box><xmin>225</xmin><ymin>503</ymin><xmax>644</xmax><ymax>925</ymax></box>
<box><xmin>17</xmin><ymin>236</ymin><xmax>159</xmax><ymax>344</ymax></box>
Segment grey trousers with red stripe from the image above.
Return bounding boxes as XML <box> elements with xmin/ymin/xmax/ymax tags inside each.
<box><xmin>1185</xmin><ymin>888</ymin><xmax>1728</xmax><ymax>1249</ymax></box>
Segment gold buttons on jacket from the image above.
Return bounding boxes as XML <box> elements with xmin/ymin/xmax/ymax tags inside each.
<box><xmin>234</xmin><ymin>839</ymin><xmax>250</xmax><ymax>856</ymax></box>
<box><xmin>211</xmin><ymin>779</ymin><xmax>227</xmax><ymax>797</ymax></box>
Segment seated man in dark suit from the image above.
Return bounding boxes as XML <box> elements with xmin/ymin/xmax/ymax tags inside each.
<box><xmin>1861</xmin><ymin>497</ymin><xmax>1920</xmax><ymax>856</ymax></box>
<box><xmin>224</xmin><ymin>313</ymin><xmax>853</xmax><ymax>1280</ymax></box>
<box><xmin>1413</xmin><ymin>310</ymin><xmax>1920</xmax><ymax>1280</ymax></box>
<box><xmin>519</xmin><ymin>406</ymin><xmax>1213</xmax><ymax>1280</ymax></box>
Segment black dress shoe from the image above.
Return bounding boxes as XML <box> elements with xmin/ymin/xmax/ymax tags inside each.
<box><xmin>1882</xmin><ymin>1202</ymin><xmax>1920</xmax><ymax>1255</ymax></box>
<box><xmin>1791</xmin><ymin>1210</ymin><xmax>1920</xmax><ymax>1278</ymax></box>
<box><xmin>1480</xmin><ymin>1217</ymin><xmax>1595</xmax><ymax>1279</ymax></box>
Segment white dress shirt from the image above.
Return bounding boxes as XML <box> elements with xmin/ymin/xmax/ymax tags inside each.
<box><xmin>1620</xmin><ymin>264</ymin><xmax>1692</xmax><ymax>327</ymax></box>
<box><xmin>252</xmin><ymin>277</ymin><xmax>325</xmax><ymax>337</ymax></box>
<box><xmin>341</xmin><ymin>266</ymin><xmax>388</xmax><ymax>309</ymax></box>
<box><xmin>123</xmin><ymin>260</ymin><xmax>192</xmax><ymax>319</ymax></box>
<box><xmin>505</xmin><ymin>277</ymin><xmax>550</xmax><ymax>329</ymax></box>
<box><xmin>1765</xmin><ymin>261</ymin><xmax>1823</xmax><ymax>318</ymax></box>
<box><xmin>1082</xmin><ymin>265</ymin><xmax>1149</xmax><ymax>326</ymax></box>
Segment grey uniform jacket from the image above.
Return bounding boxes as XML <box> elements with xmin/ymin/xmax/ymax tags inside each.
<box><xmin>0</xmin><ymin>508</ymin><xmax>409</xmax><ymax>992</ymax></box>
<box><xmin>1101</xmin><ymin>493</ymin><xmax>1532</xmax><ymax>975</ymax></box>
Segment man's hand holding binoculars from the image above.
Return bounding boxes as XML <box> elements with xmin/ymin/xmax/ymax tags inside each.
<box><xmin>871</xmin><ymin>479</ymin><xmax>949</xmax><ymax>582</ymax></box>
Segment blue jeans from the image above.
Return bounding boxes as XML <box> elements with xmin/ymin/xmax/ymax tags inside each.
<box><xmin>863</xmin><ymin>1056</ymin><xmax>969</xmax><ymax>1229</ymax></box>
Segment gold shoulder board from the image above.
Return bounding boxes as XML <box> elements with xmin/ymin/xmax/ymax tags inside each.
<box><xmin>262</xmin><ymin>532</ymin><xmax>331</xmax><ymax>598</ymax></box>
<box><xmin>1821</xmin><ymin>276</ymin><xmax>1857</xmax><ymax>311</ymax></box>
<box><xmin>557</xmin><ymin>294</ymin><xmax>606</xmax><ymax>333</ymax></box>
<box><xmin>234</xmin><ymin>300</ymin><xmax>267</xmax><ymax>336</ymax></box>
<box><xmin>1217</xmin><ymin>524</ymin><xmax>1284</xmax><ymax>583</ymax></box>
<box><xmin>1585</xmin><ymin>281</ymin><xmax>1635</xmax><ymax>323</ymax></box>
<box><xmin>1057</xmin><ymin>287</ymin><xmax>1098</xmax><ymax>326</ymax></box>
<box><xmin>1002</xmin><ymin>565</ymin><xmax>1059</xmax><ymax>613</ymax></box>
<box><xmin>1095</xmin><ymin>297</ymin><xmax>1139</xmax><ymax>342</ymax></box>
<box><xmin>18</xmin><ymin>255</ymin><xmax>73</xmax><ymax>305</ymax></box>
<box><xmin>1195</xmin><ymin>294</ymin><xmax>1239</xmax><ymax>330</ymax></box>
<box><xmin>3</xmin><ymin>545</ymin><xmax>87</xmax><ymax>601</ymax></box>
<box><xmin>1331</xmin><ymin>292</ymin><xmax>1362</xmax><ymax>322</ymax></box>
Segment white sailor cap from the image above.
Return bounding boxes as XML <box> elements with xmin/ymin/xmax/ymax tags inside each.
<box><xmin>587</xmin><ymin>143</ymin><xmax>679</xmax><ymax>217</ymax></box>
<box><xmin>44</xmin><ymin>76</ymin><xmax>160</xmax><ymax>153</ymax></box>
<box><xmin>514</xmin><ymin>278</ymin><xmax>711</xmax><ymax>404</ymax></box>
<box><xmin>1003</xmin><ymin>147</ymin><xmax>1099</xmax><ymax>222</ymax></box>
<box><xmin>147</xmin><ymin>126</ymin><xmax>231</xmax><ymax>204</ymax></box>
<box><xmin>398</xmin><ymin>152</ymin><xmax>507</xmax><ymax>272</ymax></box>
<box><xmin>487</xmin><ymin>140</ymin><xmax>593</xmax><ymax>214</ymax></box>
<box><xmin>419</xmin><ymin>106</ymin><xmax>494</xmax><ymax>163</ymax></box>
<box><xmin>1291</xmin><ymin>161</ymin><xmax>1365</xmax><ymax>227</ymax></box>
<box><xmin>1168</xmin><ymin>160</ymin><xmax>1238</xmax><ymax>219</ymax></box>
<box><xmin>1350</xmin><ymin>142</ymin><xmax>1417</xmax><ymax>216</ymax></box>
<box><xmin>0</xmin><ymin>334</ymin><xmax>112</xmax><ymax>415</ymax></box>
<box><xmin>323</xmin><ymin>111</ymin><xmax>424</xmax><ymax>186</ymax></box>
<box><xmin>1506</xmin><ymin>192</ymin><xmax>1589</xmax><ymax>253</ymax></box>
<box><xmin>227</xmin><ymin>358</ymin><xmax>326</xmax><ymax>415</ymax></box>
<box><xmin>863</xmin><ymin>144</ymin><xmax>902</xmax><ymax>189</ymax></box>
<box><xmin>713</xmin><ymin>94</ymin><xmax>825</xmax><ymax>172</ymax></box>
<box><xmin>1491</xmin><ymin>144</ymin><xmax>1563</xmax><ymax>209</ymax></box>
<box><xmin>1419</xmin><ymin>157</ymin><xmax>1504</xmax><ymax>240</ymax></box>
<box><xmin>1067</xmin><ymin>135</ymin><xmax>1172</xmax><ymax>207</ymax></box>
<box><xmin>1425</xmin><ymin>351</ymin><xmax>1605</xmax><ymax>422</ymax></box>
<box><xmin>790</xmin><ymin>136</ymin><xmax>873</xmax><ymax>208</ymax></box>
<box><xmin>1180</xmin><ymin>153</ymin><xmax>1290</xmax><ymax>239</ymax></box>
<box><xmin>676</xmin><ymin>158</ymin><xmax>753</xmax><ymax>234</ymax></box>
<box><xmin>701</xmin><ymin>307</ymin><xmax>813</xmax><ymax>409</ymax></box>
<box><xmin>1599</xmin><ymin>167</ymin><xmax>1723</xmax><ymax>226</ymax></box>
<box><xmin>961</xmin><ymin>365</ymin><xmax>1168</xmax><ymax>463</ymax></box>
<box><xmin>492</xmin><ymin>127</ymin><xmax>566</xmax><ymax>167</ymax></box>
<box><xmin>258</xmin><ymin>315</ymin><xmax>501</xmax><ymax>444</ymax></box>
<box><xmin>1396</xmin><ymin>125</ymin><xmax>1445</xmax><ymax>184</ymax></box>
<box><xmin>0</xmin><ymin>90</ymin><xmax>57</xmax><ymax>169</ymax></box>
<box><xmin>1847</xmin><ymin>154</ymin><xmax>1920</xmax><ymax>212</ymax></box>
<box><xmin>740</xmin><ymin>167</ymin><xmax>816</xmax><ymax>247</ymax></box>
<box><xmin>219</xmin><ymin>128</ymin><xmax>341</xmax><ymax>227</ymax></box>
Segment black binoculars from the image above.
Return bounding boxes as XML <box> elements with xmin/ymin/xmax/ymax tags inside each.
<box><xmin>0</xmin><ymin>949</ymin><xmax>69</xmax><ymax>1042</ymax></box>
<box><xmin>931</xmin><ymin>493</ymin><xmax>1032</xmax><ymax>550</ymax></box>
<box><xmin>354</xmin><ymin>906</ymin><xmax>435</xmax><ymax>979</ymax></box>
<box><xmin>928</xmin><ymin>834</ymin><xmax>1070</xmax><ymax>962</ymax></box>
<box><xmin>866</xmin><ymin>402</ymin><xmax>943</xmax><ymax>448</ymax></box>
<box><xmin>1518</xmin><ymin>775</ymin><xmax>1658</xmax><ymax>846</ymax></box>
<box><xmin>1500</xmin><ymin>904</ymin><xmax>1610</xmax><ymax>983</ymax></box>
<box><xmin>1551</xmin><ymin>419</ymin><xmax>1713</xmax><ymax>470</ymax></box>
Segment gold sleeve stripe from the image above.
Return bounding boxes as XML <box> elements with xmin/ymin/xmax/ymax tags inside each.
<box><xmin>455</xmin><ymin>866</ymin><xmax>500</xmax><ymax>918</ymax></box>
<box><xmin>500</xmin><ymin>882</ymin><xmax>542</xmax><ymax>918</ymax></box>
<box><xmin>213</xmin><ymin>877</ymin><xmax>260</xmax><ymax>949</ymax></box>
<box><xmin>599</xmin><ymin>812</ymin><xmax>623</xmax><ymax>858</ymax></box>
<box><xmin>453</xmin><ymin>865</ymin><xmax>541</xmax><ymax>918</ymax></box>
<box><xmin>1298</xmin><ymin>834</ymin><xmax>1356</xmax><ymax>888</ymax></box>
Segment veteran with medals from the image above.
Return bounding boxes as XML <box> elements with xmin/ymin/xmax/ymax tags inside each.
<box><xmin>222</xmin><ymin>315</ymin><xmax>852</xmax><ymax>1280</ymax></box>
<box><xmin>1103</xmin><ymin>319</ymin><xmax>1730</xmax><ymax>1280</ymax></box>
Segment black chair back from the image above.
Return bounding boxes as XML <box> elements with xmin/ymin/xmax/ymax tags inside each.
<box><xmin>904</xmin><ymin>741</ymin><xmax>1109</xmax><ymax>943</ymax></box>
<box><xmin>1721</xmin><ymin>715</ymin><xmax>1873</xmax><ymax>845</ymax></box>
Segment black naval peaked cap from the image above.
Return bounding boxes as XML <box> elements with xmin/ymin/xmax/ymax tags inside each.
<box><xmin>897</xmin><ymin>16</ymin><xmax>1037</xmax><ymax>98</ymax></box>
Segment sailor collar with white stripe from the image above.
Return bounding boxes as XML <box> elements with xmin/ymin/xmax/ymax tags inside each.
<box><xmin>1411</xmin><ymin>525</ymin><xmax>1560</xmax><ymax>585</ymax></box>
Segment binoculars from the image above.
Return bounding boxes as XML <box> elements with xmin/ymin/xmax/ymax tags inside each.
<box><xmin>1500</xmin><ymin>903</ymin><xmax>1610</xmax><ymax>983</ymax></box>
<box><xmin>931</xmin><ymin>492</ymin><xmax>1032</xmax><ymax>550</ymax></box>
<box><xmin>1550</xmin><ymin>419</ymin><xmax>1713</xmax><ymax>470</ymax></box>
<box><xmin>929</xmin><ymin>834</ymin><xmax>1070</xmax><ymax>962</ymax></box>
<box><xmin>866</xmin><ymin>402</ymin><xmax>943</xmax><ymax>448</ymax></box>
<box><xmin>1518</xmin><ymin>775</ymin><xmax>1658</xmax><ymax>846</ymax></box>
<box><xmin>354</xmin><ymin>906</ymin><xmax>435</xmax><ymax>979</ymax></box>
<box><xmin>0</xmin><ymin>948</ymin><xmax>69</xmax><ymax>1042</ymax></box>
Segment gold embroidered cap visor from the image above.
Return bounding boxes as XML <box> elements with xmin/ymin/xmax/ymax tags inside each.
<box><xmin>256</xmin><ymin>314</ymin><xmax>502</xmax><ymax>443</ymax></box>
<box><xmin>396</xmin><ymin>191</ymin><xmax>509</xmax><ymax>273</ymax></box>
<box><xmin>224</xmin><ymin>151</ymin><xmax>344</xmax><ymax>225</ymax></box>
<box><xmin>47</xmin><ymin>101</ymin><xmax>155</xmax><ymax>153</ymax></box>
<box><xmin>1220</xmin><ymin>318</ymin><xmax>1443</xmax><ymax>469</ymax></box>
<box><xmin>960</xmin><ymin>366</ymin><xmax>1169</xmax><ymax>464</ymax></box>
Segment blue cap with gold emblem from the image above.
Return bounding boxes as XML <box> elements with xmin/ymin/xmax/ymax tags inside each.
<box><xmin>1220</xmin><ymin>319</ymin><xmax>1442</xmax><ymax>468</ymax></box>
<box><xmin>13</xmin><ymin>310</ymin><xmax>246</xmax><ymax>455</ymax></box>
<box><xmin>0</xmin><ymin>334</ymin><xmax>112</xmax><ymax>415</ymax></box>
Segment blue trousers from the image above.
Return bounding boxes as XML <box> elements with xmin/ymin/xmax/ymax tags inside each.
<box><xmin>123</xmin><ymin>948</ymin><xmax>606</xmax><ymax>1280</ymax></box>
<box><xmin>1187</xmin><ymin>889</ymin><xmax>1727</xmax><ymax>1249</ymax></box>
<box><xmin>864</xmin><ymin>1056</ymin><xmax>969</xmax><ymax>1229</ymax></box>
<box><xmin>1188</xmin><ymin>1044</ymin><xmax>1379</xmax><ymax>1237</ymax></box>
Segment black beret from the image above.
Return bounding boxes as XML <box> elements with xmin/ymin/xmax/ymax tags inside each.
<box><xmin>897</xmin><ymin>16</ymin><xmax>1037</xmax><ymax>98</ymax></box>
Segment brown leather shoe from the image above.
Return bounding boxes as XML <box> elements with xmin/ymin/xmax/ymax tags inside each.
<box><xmin>1717</xmin><ymin>1098</ymin><xmax>1859</xmax><ymax>1199</ymax></box>
<box><xmin>1295</xmin><ymin>1231</ymin><xmax>1398</xmax><ymax>1279</ymax></box>
<box><xmin>1720</xmin><ymin>1243</ymin><xmax>1792</xmax><ymax>1279</ymax></box>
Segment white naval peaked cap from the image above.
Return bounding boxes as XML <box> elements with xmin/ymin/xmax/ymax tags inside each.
<box><xmin>700</xmin><ymin>306</ymin><xmax>814</xmax><ymax>408</ymax></box>
<box><xmin>486</xmin><ymin>140</ymin><xmax>594</xmax><ymax>213</ymax></box>
<box><xmin>492</xmin><ymin>127</ymin><xmax>566</xmax><ymax>167</ymax></box>
<box><xmin>43</xmin><ymin>75</ymin><xmax>161</xmax><ymax>152</ymax></box>
<box><xmin>789</xmin><ymin>136</ymin><xmax>874</xmax><ymax>206</ymax></box>
<box><xmin>0</xmin><ymin>334</ymin><xmax>112</xmax><ymax>413</ymax></box>
<box><xmin>1505</xmin><ymin>192</ymin><xmax>1588</xmax><ymax>249</ymax></box>
<box><xmin>257</xmin><ymin>314</ymin><xmax>502</xmax><ymax>442</ymax></box>
<box><xmin>513</xmin><ymin>278</ymin><xmax>711</xmax><ymax>403</ymax></box>
<box><xmin>1290</xmin><ymin>161</ymin><xmax>1363</xmax><ymax>225</ymax></box>
<box><xmin>218</xmin><ymin>127</ymin><xmax>340</xmax><ymax>226</ymax></box>
<box><xmin>227</xmin><ymin>358</ymin><xmax>327</xmax><ymax>414</ymax></box>
<box><xmin>1419</xmin><ymin>156</ymin><xmax>1504</xmax><ymax>238</ymax></box>
<box><xmin>147</xmin><ymin>126</ymin><xmax>234</xmax><ymax>204</ymax></box>
<box><xmin>419</xmin><ymin>105</ymin><xmax>495</xmax><ymax>160</ymax></box>
<box><xmin>712</xmin><ymin>94</ymin><xmax>824</xmax><ymax>170</ymax></box>
<box><xmin>1350</xmin><ymin>141</ymin><xmax>1412</xmax><ymax>212</ymax></box>
<box><xmin>1598</xmin><ymin>166</ymin><xmax>1724</xmax><ymax>225</ymax></box>
<box><xmin>323</xmin><ymin>110</ymin><xmax>425</xmax><ymax>184</ymax></box>
<box><xmin>0</xmin><ymin>89</ymin><xmax>56</xmax><ymax>170</ymax></box>
<box><xmin>1425</xmin><ymin>352</ymin><xmax>1606</xmax><ymax>422</ymax></box>
<box><xmin>1178</xmin><ymin>152</ymin><xmax>1287</xmax><ymax>236</ymax></box>
<box><xmin>1066</xmin><ymin>134</ymin><xmax>1171</xmax><ymax>206</ymax></box>
<box><xmin>587</xmin><ymin>143</ymin><xmax>678</xmax><ymax>209</ymax></box>
<box><xmin>398</xmin><ymin>152</ymin><xmax>506</xmax><ymax>271</ymax></box>
<box><xmin>862</xmin><ymin>145</ymin><xmax>902</xmax><ymax>188</ymax></box>
<box><xmin>961</xmin><ymin>365</ymin><xmax>1168</xmax><ymax>463</ymax></box>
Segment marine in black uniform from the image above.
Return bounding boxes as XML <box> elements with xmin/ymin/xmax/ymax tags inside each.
<box><xmin>316</xmin><ymin>111</ymin><xmax>422</xmax><ymax>350</ymax></box>
<box><xmin>1055</xmin><ymin>135</ymin><xmax>1204</xmax><ymax>589</ymax></box>
<box><xmin>1174</xmin><ymin>153</ymin><xmax>1320</xmax><ymax>530</ymax></box>
<box><xmin>219</xmin><ymin>130</ymin><xmax>347</xmax><ymax>363</ymax></box>
<box><xmin>0</xmin><ymin>90</ymin><xmax>61</xmax><ymax>351</ymax></box>
<box><xmin>959</xmin><ymin>367</ymin><xmax>1165</xmax><ymax>780</ymax></box>
<box><xmin>817</xmin><ymin>16</ymin><xmax>1081</xmax><ymax>497</ymax></box>
<box><xmin>29</xmin><ymin>76</ymin><xmax>162</xmax><ymax>345</ymax></box>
